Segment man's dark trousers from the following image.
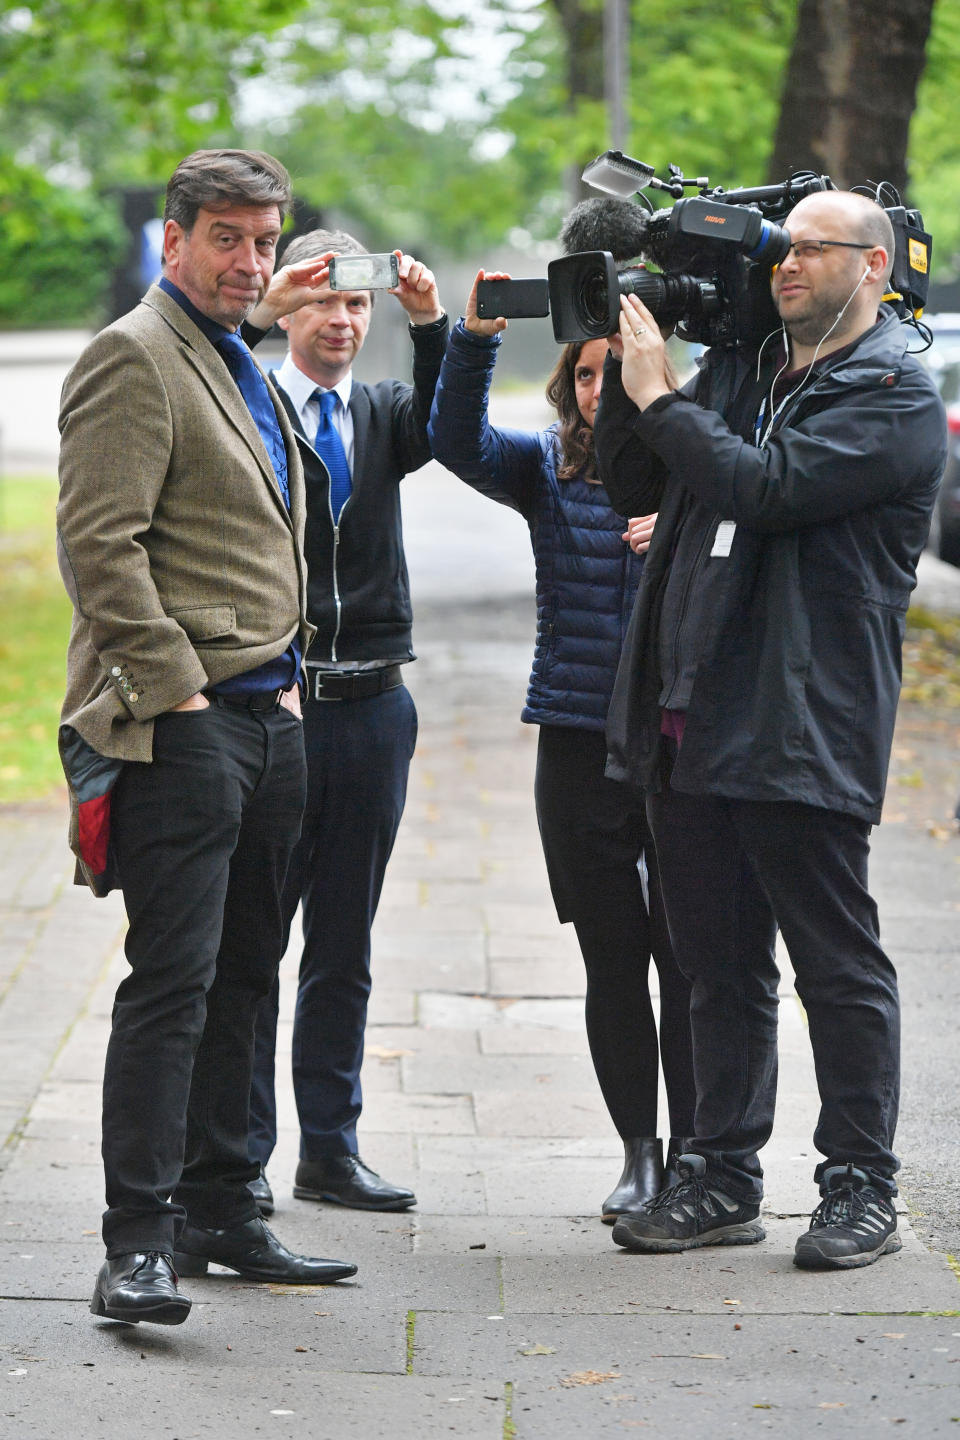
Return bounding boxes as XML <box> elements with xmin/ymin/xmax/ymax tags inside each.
<box><xmin>102</xmin><ymin>701</ymin><xmax>306</xmax><ymax>1257</ymax></box>
<box><xmin>250</xmin><ymin>682</ymin><xmax>417</xmax><ymax>1164</ymax></box>
<box><xmin>647</xmin><ymin>745</ymin><xmax>900</xmax><ymax>1205</ymax></box>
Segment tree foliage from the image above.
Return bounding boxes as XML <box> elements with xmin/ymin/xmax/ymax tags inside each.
<box><xmin>908</xmin><ymin>0</ymin><xmax>960</xmax><ymax>275</ymax></box>
<box><xmin>0</xmin><ymin>0</ymin><xmax>307</xmax><ymax>323</ymax></box>
<box><xmin>0</xmin><ymin>156</ymin><xmax>124</xmax><ymax>325</ymax></box>
<box><xmin>246</xmin><ymin>0</ymin><xmax>802</xmax><ymax>256</ymax></box>
<box><xmin>1</xmin><ymin>0</ymin><xmax>958</xmax><ymax>326</ymax></box>
<box><xmin>0</xmin><ymin>0</ymin><xmax>306</xmax><ymax>181</ymax></box>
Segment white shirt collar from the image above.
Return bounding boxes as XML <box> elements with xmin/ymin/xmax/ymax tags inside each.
<box><xmin>274</xmin><ymin>355</ymin><xmax>353</xmax><ymax>427</ymax></box>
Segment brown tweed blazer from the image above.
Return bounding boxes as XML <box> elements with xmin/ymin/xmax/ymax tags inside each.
<box><xmin>57</xmin><ymin>283</ymin><xmax>313</xmax><ymax>765</ymax></box>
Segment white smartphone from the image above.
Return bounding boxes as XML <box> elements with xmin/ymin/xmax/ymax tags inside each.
<box><xmin>328</xmin><ymin>253</ymin><xmax>399</xmax><ymax>291</ymax></box>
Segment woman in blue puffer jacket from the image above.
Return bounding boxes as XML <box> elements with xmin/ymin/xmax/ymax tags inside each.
<box><xmin>428</xmin><ymin>272</ymin><xmax>695</xmax><ymax>1222</ymax></box>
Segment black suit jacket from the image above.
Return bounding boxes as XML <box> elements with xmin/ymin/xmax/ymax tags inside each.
<box><xmin>268</xmin><ymin>316</ymin><xmax>448</xmax><ymax>664</ymax></box>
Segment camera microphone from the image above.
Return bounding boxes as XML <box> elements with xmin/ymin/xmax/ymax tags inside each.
<box><xmin>559</xmin><ymin>198</ymin><xmax>651</xmax><ymax>264</ymax></box>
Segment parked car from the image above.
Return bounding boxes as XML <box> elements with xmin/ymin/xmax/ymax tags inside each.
<box><xmin>919</xmin><ymin>313</ymin><xmax>960</xmax><ymax>567</ymax></box>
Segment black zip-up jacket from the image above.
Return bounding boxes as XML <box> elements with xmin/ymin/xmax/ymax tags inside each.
<box><xmin>594</xmin><ymin>307</ymin><xmax>946</xmax><ymax>823</ymax></box>
<box><xmin>250</xmin><ymin>316</ymin><xmax>448</xmax><ymax>664</ymax></box>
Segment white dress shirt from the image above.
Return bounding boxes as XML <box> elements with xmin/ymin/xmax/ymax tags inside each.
<box><xmin>274</xmin><ymin>355</ymin><xmax>355</xmax><ymax>473</ymax></box>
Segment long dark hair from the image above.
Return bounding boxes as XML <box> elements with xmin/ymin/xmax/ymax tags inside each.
<box><xmin>545</xmin><ymin>340</ymin><xmax>596</xmax><ymax>483</ymax></box>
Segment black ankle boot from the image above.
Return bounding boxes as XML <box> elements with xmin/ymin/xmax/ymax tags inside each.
<box><xmin>663</xmin><ymin>1137</ymin><xmax>684</xmax><ymax>1191</ymax></box>
<box><xmin>601</xmin><ymin>1138</ymin><xmax>664</xmax><ymax>1223</ymax></box>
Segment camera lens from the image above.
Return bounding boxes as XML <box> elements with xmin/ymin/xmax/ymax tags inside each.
<box><xmin>580</xmin><ymin>270</ymin><xmax>612</xmax><ymax>329</ymax></box>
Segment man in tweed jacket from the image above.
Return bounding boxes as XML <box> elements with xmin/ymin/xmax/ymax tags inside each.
<box><xmin>57</xmin><ymin>149</ymin><xmax>355</xmax><ymax>1327</ymax></box>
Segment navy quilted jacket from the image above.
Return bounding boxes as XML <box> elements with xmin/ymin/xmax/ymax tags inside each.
<box><xmin>428</xmin><ymin>321</ymin><xmax>646</xmax><ymax>731</ymax></box>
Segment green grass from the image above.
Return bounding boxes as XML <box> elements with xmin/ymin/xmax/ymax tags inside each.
<box><xmin>0</xmin><ymin>475</ymin><xmax>71</xmax><ymax>804</ymax></box>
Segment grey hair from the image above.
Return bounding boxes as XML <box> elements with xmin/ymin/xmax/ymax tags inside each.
<box><xmin>280</xmin><ymin>228</ymin><xmax>368</xmax><ymax>267</ymax></box>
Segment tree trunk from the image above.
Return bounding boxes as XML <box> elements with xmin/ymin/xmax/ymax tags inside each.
<box><xmin>768</xmin><ymin>0</ymin><xmax>935</xmax><ymax>199</ymax></box>
<box><xmin>549</xmin><ymin>0</ymin><xmax>608</xmax><ymax>205</ymax></box>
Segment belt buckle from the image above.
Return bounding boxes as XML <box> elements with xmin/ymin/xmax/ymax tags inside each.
<box><xmin>312</xmin><ymin>670</ymin><xmax>344</xmax><ymax>702</ymax></box>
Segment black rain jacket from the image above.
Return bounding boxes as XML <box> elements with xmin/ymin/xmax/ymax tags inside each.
<box><xmin>594</xmin><ymin>307</ymin><xmax>947</xmax><ymax>823</ymax></box>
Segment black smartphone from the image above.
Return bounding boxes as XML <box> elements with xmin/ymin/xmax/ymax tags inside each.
<box><xmin>476</xmin><ymin>278</ymin><xmax>550</xmax><ymax>319</ymax></box>
<box><xmin>328</xmin><ymin>252</ymin><xmax>400</xmax><ymax>290</ymax></box>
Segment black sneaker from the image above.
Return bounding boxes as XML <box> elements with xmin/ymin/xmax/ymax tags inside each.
<box><xmin>794</xmin><ymin>1163</ymin><xmax>901</xmax><ymax>1270</ymax></box>
<box><xmin>611</xmin><ymin>1153</ymin><xmax>765</xmax><ymax>1253</ymax></box>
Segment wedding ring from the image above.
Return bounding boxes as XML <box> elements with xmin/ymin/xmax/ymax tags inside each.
<box><xmin>633</xmin><ymin>326</ymin><xmax>646</xmax><ymax>337</ymax></box>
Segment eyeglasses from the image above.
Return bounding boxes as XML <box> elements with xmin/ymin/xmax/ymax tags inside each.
<box><xmin>785</xmin><ymin>240</ymin><xmax>875</xmax><ymax>262</ymax></box>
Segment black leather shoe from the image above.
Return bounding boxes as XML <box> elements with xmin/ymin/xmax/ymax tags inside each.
<box><xmin>90</xmin><ymin>1252</ymin><xmax>191</xmax><ymax>1326</ymax></box>
<box><xmin>173</xmin><ymin>1215</ymin><xmax>356</xmax><ymax>1283</ymax></box>
<box><xmin>249</xmin><ymin>1167</ymin><xmax>274</xmax><ymax>1217</ymax></box>
<box><xmin>601</xmin><ymin>1138</ymin><xmax>664</xmax><ymax>1223</ymax></box>
<box><xmin>293</xmin><ymin>1154</ymin><xmax>416</xmax><ymax>1211</ymax></box>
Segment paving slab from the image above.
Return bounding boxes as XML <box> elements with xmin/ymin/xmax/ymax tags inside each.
<box><xmin>364</xmin><ymin>1023</ymin><xmax>481</xmax><ymax>1057</ymax></box>
<box><xmin>479</xmin><ymin>1026</ymin><xmax>591</xmax><ymax>1056</ymax></box>
<box><xmin>474</xmin><ymin>1088</ymin><xmax>612</xmax><ymax>1140</ymax></box>
<box><xmin>489</xmin><ymin>956</ymin><xmax>589</xmax><ymax>996</ymax></box>
<box><xmin>402</xmin><ymin>1052</ymin><xmax>599</xmax><ymax>1095</ymax></box>
<box><xmin>499</xmin><ymin>1218</ymin><xmax>959</xmax><ymax>1316</ymax></box>
<box><xmin>1</xmin><ymin>1364</ymin><xmax>505</xmax><ymax>1440</ymax></box>
<box><xmin>412</xmin><ymin>1214</ymin><xmax>604</xmax><ymax>1257</ymax></box>
<box><xmin>357</xmin><ymin>1092</ymin><xmax>478</xmax><ymax>1136</ymax></box>
<box><xmin>504</xmin><ymin>1316</ymin><xmax>960</xmax><ymax>1438</ymax></box>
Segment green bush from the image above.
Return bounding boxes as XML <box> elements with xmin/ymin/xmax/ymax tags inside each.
<box><xmin>0</xmin><ymin>158</ymin><xmax>125</xmax><ymax>328</ymax></box>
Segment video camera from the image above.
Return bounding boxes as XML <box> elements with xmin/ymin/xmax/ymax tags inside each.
<box><xmin>505</xmin><ymin>150</ymin><xmax>933</xmax><ymax>349</ymax></box>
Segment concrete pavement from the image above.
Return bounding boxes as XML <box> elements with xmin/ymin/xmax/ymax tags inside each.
<box><xmin>2</xmin><ymin>461</ymin><xmax>960</xmax><ymax>1437</ymax></box>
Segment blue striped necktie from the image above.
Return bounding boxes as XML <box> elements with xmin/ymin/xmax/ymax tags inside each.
<box><xmin>313</xmin><ymin>389</ymin><xmax>352</xmax><ymax>523</ymax></box>
<box><xmin>216</xmin><ymin>330</ymin><xmax>289</xmax><ymax>507</ymax></box>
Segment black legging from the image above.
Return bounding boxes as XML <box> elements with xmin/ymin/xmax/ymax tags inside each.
<box><xmin>534</xmin><ymin>724</ymin><xmax>695</xmax><ymax>1139</ymax></box>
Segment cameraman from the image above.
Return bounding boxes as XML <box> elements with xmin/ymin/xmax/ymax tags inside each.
<box><xmin>593</xmin><ymin>190</ymin><xmax>946</xmax><ymax>1269</ymax></box>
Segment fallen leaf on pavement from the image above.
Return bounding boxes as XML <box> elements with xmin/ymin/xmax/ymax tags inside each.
<box><xmin>519</xmin><ymin>1344</ymin><xmax>556</xmax><ymax>1356</ymax></box>
<box><xmin>559</xmin><ymin>1371</ymin><xmax>619</xmax><ymax>1387</ymax></box>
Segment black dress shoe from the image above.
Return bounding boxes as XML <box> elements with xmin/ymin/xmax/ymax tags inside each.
<box><xmin>173</xmin><ymin>1214</ymin><xmax>357</xmax><ymax>1283</ymax></box>
<box><xmin>293</xmin><ymin>1155</ymin><xmax>416</xmax><ymax>1212</ymax></box>
<box><xmin>90</xmin><ymin>1252</ymin><xmax>191</xmax><ymax>1326</ymax></box>
<box><xmin>601</xmin><ymin>1138</ymin><xmax>664</xmax><ymax>1223</ymax></box>
<box><xmin>249</xmin><ymin>1166</ymin><xmax>274</xmax><ymax>1217</ymax></box>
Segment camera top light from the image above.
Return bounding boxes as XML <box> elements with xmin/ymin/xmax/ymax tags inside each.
<box><xmin>582</xmin><ymin>151</ymin><xmax>656</xmax><ymax>199</ymax></box>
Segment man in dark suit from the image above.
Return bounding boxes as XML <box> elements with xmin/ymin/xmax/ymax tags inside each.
<box><xmin>240</xmin><ymin>229</ymin><xmax>447</xmax><ymax>1214</ymax></box>
<box><xmin>58</xmin><ymin>151</ymin><xmax>357</xmax><ymax>1327</ymax></box>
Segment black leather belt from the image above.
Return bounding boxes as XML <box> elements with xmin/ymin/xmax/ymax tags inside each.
<box><xmin>309</xmin><ymin>665</ymin><xmax>403</xmax><ymax>702</ymax></box>
<box><xmin>208</xmin><ymin>688</ymin><xmax>283</xmax><ymax>712</ymax></box>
